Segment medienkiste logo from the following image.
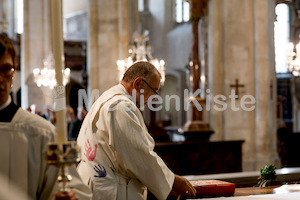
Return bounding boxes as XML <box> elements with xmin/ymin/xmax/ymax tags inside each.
<box><xmin>78</xmin><ymin>88</ymin><xmax>256</xmax><ymax>112</ymax></box>
<box><xmin>42</xmin><ymin>85</ymin><xmax>67</xmax><ymax>112</ymax></box>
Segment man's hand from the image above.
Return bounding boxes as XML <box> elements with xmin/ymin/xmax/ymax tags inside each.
<box><xmin>169</xmin><ymin>174</ymin><xmax>197</xmax><ymax>197</ymax></box>
<box><xmin>55</xmin><ymin>190</ymin><xmax>79</xmax><ymax>200</ymax></box>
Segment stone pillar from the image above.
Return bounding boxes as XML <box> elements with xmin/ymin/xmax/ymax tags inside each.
<box><xmin>208</xmin><ymin>0</ymin><xmax>224</xmax><ymax>140</ymax></box>
<box><xmin>87</xmin><ymin>0</ymin><xmax>138</xmax><ymax>107</ymax></box>
<box><xmin>208</xmin><ymin>0</ymin><xmax>279</xmax><ymax>171</ymax></box>
<box><xmin>21</xmin><ymin>0</ymin><xmax>29</xmax><ymax>109</ymax></box>
<box><xmin>222</xmin><ymin>0</ymin><xmax>256</xmax><ymax>171</ymax></box>
<box><xmin>0</xmin><ymin>0</ymin><xmax>14</xmax><ymax>36</ymax></box>
<box><xmin>0</xmin><ymin>0</ymin><xmax>6</xmax><ymax>33</ymax></box>
<box><xmin>21</xmin><ymin>0</ymin><xmax>50</xmax><ymax>110</ymax></box>
<box><xmin>87</xmin><ymin>0</ymin><xmax>99</xmax><ymax>106</ymax></box>
<box><xmin>253</xmin><ymin>0</ymin><xmax>271</xmax><ymax>168</ymax></box>
<box><xmin>97</xmin><ymin>0</ymin><xmax>118</xmax><ymax>93</ymax></box>
<box><xmin>254</xmin><ymin>0</ymin><xmax>279</xmax><ymax>169</ymax></box>
<box><xmin>5</xmin><ymin>0</ymin><xmax>14</xmax><ymax>36</ymax></box>
<box><xmin>117</xmin><ymin>0</ymin><xmax>137</xmax><ymax>66</ymax></box>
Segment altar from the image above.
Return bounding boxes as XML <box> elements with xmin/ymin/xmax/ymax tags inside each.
<box><xmin>185</xmin><ymin>167</ymin><xmax>300</xmax><ymax>188</ymax></box>
<box><xmin>187</xmin><ymin>185</ymin><xmax>300</xmax><ymax>200</ymax></box>
<box><xmin>180</xmin><ymin>167</ymin><xmax>300</xmax><ymax>199</ymax></box>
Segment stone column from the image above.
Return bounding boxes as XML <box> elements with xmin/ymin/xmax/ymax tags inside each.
<box><xmin>87</xmin><ymin>0</ymin><xmax>138</xmax><ymax>106</ymax></box>
<box><xmin>21</xmin><ymin>0</ymin><xmax>50</xmax><ymax>110</ymax></box>
<box><xmin>5</xmin><ymin>0</ymin><xmax>14</xmax><ymax>36</ymax></box>
<box><xmin>208</xmin><ymin>0</ymin><xmax>224</xmax><ymax>140</ymax></box>
<box><xmin>21</xmin><ymin>0</ymin><xmax>29</xmax><ymax>109</ymax></box>
<box><xmin>117</xmin><ymin>0</ymin><xmax>137</xmax><ymax>66</ymax></box>
<box><xmin>208</xmin><ymin>0</ymin><xmax>279</xmax><ymax>171</ymax></box>
<box><xmin>97</xmin><ymin>0</ymin><xmax>118</xmax><ymax>93</ymax></box>
<box><xmin>0</xmin><ymin>0</ymin><xmax>5</xmax><ymax>33</ymax></box>
<box><xmin>0</xmin><ymin>0</ymin><xmax>14</xmax><ymax>36</ymax></box>
<box><xmin>87</xmin><ymin>0</ymin><xmax>99</xmax><ymax>107</ymax></box>
<box><xmin>253</xmin><ymin>0</ymin><xmax>279</xmax><ymax>169</ymax></box>
<box><xmin>253</xmin><ymin>0</ymin><xmax>271</xmax><ymax>168</ymax></box>
<box><xmin>222</xmin><ymin>0</ymin><xmax>255</xmax><ymax>171</ymax></box>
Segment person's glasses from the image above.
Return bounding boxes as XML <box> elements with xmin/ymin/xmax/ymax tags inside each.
<box><xmin>142</xmin><ymin>79</ymin><xmax>159</xmax><ymax>95</ymax></box>
<box><xmin>0</xmin><ymin>65</ymin><xmax>15</xmax><ymax>77</ymax></box>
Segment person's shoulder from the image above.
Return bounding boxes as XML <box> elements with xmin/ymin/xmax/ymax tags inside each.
<box><xmin>106</xmin><ymin>94</ymin><xmax>137</xmax><ymax>111</ymax></box>
<box><xmin>13</xmin><ymin>108</ymin><xmax>56</xmax><ymax>134</ymax></box>
<box><xmin>96</xmin><ymin>84</ymin><xmax>123</xmax><ymax>101</ymax></box>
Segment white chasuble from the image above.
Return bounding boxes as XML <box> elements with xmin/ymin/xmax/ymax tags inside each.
<box><xmin>77</xmin><ymin>84</ymin><xmax>174</xmax><ymax>200</ymax></box>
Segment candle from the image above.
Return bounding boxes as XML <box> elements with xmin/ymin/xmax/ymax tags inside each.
<box><xmin>296</xmin><ymin>43</ymin><xmax>300</xmax><ymax>60</ymax></box>
<box><xmin>51</xmin><ymin>0</ymin><xmax>67</xmax><ymax>145</ymax></box>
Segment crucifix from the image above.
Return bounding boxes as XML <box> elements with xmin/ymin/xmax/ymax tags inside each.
<box><xmin>230</xmin><ymin>79</ymin><xmax>244</xmax><ymax>98</ymax></box>
<box><xmin>270</xmin><ymin>81</ymin><xmax>273</xmax><ymax>100</ymax></box>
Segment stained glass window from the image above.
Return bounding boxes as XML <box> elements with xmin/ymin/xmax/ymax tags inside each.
<box><xmin>175</xmin><ymin>0</ymin><xmax>190</xmax><ymax>23</ymax></box>
<box><xmin>275</xmin><ymin>3</ymin><xmax>289</xmax><ymax>73</ymax></box>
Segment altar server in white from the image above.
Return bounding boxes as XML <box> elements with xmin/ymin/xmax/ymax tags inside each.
<box><xmin>77</xmin><ymin>61</ymin><xmax>196</xmax><ymax>200</ymax></box>
<box><xmin>0</xmin><ymin>33</ymin><xmax>92</xmax><ymax>199</ymax></box>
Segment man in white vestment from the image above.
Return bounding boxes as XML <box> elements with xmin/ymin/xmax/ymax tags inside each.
<box><xmin>77</xmin><ymin>61</ymin><xmax>196</xmax><ymax>199</ymax></box>
<box><xmin>0</xmin><ymin>33</ymin><xmax>92</xmax><ymax>199</ymax></box>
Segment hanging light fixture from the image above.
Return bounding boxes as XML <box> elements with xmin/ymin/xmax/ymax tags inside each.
<box><xmin>287</xmin><ymin>42</ymin><xmax>300</xmax><ymax>76</ymax></box>
<box><xmin>117</xmin><ymin>30</ymin><xmax>166</xmax><ymax>85</ymax></box>
<box><xmin>33</xmin><ymin>53</ymin><xmax>70</xmax><ymax>89</ymax></box>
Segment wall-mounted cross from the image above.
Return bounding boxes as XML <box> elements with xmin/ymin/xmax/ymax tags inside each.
<box><xmin>230</xmin><ymin>79</ymin><xmax>244</xmax><ymax>99</ymax></box>
<box><xmin>270</xmin><ymin>81</ymin><xmax>273</xmax><ymax>100</ymax></box>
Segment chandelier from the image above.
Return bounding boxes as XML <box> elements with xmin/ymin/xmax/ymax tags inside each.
<box><xmin>287</xmin><ymin>42</ymin><xmax>300</xmax><ymax>76</ymax></box>
<box><xmin>33</xmin><ymin>53</ymin><xmax>70</xmax><ymax>89</ymax></box>
<box><xmin>117</xmin><ymin>30</ymin><xmax>165</xmax><ymax>85</ymax></box>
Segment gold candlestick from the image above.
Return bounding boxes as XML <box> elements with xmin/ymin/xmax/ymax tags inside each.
<box><xmin>46</xmin><ymin>141</ymin><xmax>80</xmax><ymax>192</ymax></box>
<box><xmin>47</xmin><ymin>0</ymin><xmax>78</xmax><ymax>193</ymax></box>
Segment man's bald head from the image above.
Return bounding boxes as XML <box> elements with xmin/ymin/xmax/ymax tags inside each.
<box><xmin>122</xmin><ymin>61</ymin><xmax>161</xmax><ymax>83</ymax></box>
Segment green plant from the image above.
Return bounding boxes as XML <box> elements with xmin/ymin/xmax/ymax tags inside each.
<box><xmin>256</xmin><ymin>164</ymin><xmax>277</xmax><ymax>187</ymax></box>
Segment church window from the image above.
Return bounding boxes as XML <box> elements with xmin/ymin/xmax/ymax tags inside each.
<box><xmin>175</xmin><ymin>0</ymin><xmax>190</xmax><ymax>23</ymax></box>
<box><xmin>274</xmin><ymin>3</ymin><xmax>289</xmax><ymax>73</ymax></box>
<box><xmin>138</xmin><ymin>0</ymin><xmax>144</xmax><ymax>12</ymax></box>
<box><xmin>15</xmin><ymin>0</ymin><xmax>23</xmax><ymax>34</ymax></box>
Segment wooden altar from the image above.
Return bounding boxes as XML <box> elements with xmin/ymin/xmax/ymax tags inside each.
<box><xmin>154</xmin><ymin>140</ymin><xmax>244</xmax><ymax>175</ymax></box>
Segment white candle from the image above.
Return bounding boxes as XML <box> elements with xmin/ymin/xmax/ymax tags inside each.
<box><xmin>51</xmin><ymin>0</ymin><xmax>67</xmax><ymax>145</ymax></box>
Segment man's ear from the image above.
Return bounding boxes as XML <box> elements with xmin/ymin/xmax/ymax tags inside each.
<box><xmin>132</xmin><ymin>77</ymin><xmax>143</xmax><ymax>91</ymax></box>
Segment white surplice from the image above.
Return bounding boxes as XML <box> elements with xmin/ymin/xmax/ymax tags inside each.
<box><xmin>0</xmin><ymin>108</ymin><xmax>92</xmax><ymax>200</ymax></box>
<box><xmin>77</xmin><ymin>84</ymin><xmax>174</xmax><ymax>200</ymax></box>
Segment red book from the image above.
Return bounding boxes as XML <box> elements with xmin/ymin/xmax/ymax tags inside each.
<box><xmin>190</xmin><ymin>180</ymin><xmax>235</xmax><ymax>197</ymax></box>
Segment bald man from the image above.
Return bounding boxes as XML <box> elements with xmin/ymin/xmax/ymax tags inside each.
<box><xmin>77</xmin><ymin>61</ymin><xmax>196</xmax><ymax>200</ymax></box>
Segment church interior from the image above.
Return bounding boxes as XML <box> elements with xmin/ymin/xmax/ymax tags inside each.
<box><xmin>2</xmin><ymin>0</ymin><xmax>300</xmax><ymax>190</ymax></box>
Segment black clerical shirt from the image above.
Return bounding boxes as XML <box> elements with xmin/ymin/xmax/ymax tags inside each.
<box><xmin>0</xmin><ymin>101</ymin><xmax>19</xmax><ymax>122</ymax></box>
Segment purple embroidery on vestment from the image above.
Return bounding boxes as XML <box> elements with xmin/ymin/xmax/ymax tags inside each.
<box><xmin>94</xmin><ymin>164</ymin><xmax>107</xmax><ymax>177</ymax></box>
